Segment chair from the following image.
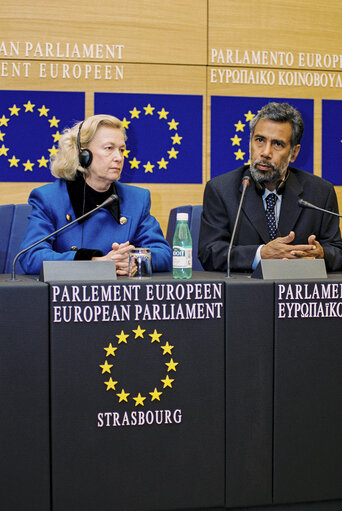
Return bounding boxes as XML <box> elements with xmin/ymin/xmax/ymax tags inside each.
<box><xmin>0</xmin><ymin>204</ymin><xmax>32</xmax><ymax>274</ymax></box>
<box><xmin>166</xmin><ymin>205</ymin><xmax>203</xmax><ymax>271</ymax></box>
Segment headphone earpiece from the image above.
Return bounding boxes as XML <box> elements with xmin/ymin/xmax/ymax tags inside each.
<box><xmin>253</xmin><ymin>169</ymin><xmax>289</xmax><ymax>196</ymax></box>
<box><xmin>77</xmin><ymin>121</ymin><xmax>93</xmax><ymax>168</ymax></box>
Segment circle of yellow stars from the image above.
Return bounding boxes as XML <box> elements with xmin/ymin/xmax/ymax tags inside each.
<box><xmin>230</xmin><ymin>110</ymin><xmax>256</xmax><ymax>166</ymax></box>
<box><xmin>0</xmin><ymin>100</ymin><xmax>61</xmax><ymax>173</ymax></box>
<box><xmin>99</xmin><ymin>325</ymin><xmax>178</xmax><ymax>407</ymax></box>
<box><xmin>121</xmin><ymin>104</ymin><xmax>182</xmax><ymax>174</ymax></box>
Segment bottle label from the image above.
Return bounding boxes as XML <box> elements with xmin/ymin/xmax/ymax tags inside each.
<box><xmin>173</xmin><ymin>246</ymin><xmax>192</xmax><ymax>268</ymax></box>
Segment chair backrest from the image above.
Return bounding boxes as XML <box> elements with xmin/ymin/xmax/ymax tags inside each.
<box><xmin>0</xmin><ymin>204</ymin><xmax>32</xmax><ymax>274</ymax></box>
<box><xmin>166</xmin><ymin>205</ymin><xmax>203</xmax><ymax>271</ymax></box>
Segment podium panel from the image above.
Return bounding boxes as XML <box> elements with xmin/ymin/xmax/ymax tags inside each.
<box><xmin>0</xmin><ymin>277</ymin><xmax>50</xmax><ymax>511</ymax></box>
<box><xmin>49</xmin><ymin>277</ymin><xmax>225</xmax><ymax>511</ymax></box>
<box><xmin>274</xmin><ymin>280</ymin><xmax>342</xmax><ymax>503</ymax></box>
<box><xmin>225</xmin><ymin>279</ymin><xmax>274</xmax><ymax>508</ymax></box>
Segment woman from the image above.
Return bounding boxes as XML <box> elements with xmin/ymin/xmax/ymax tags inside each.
<box><xmin>19</xmin><ymin>114</ymin><xmax>172</xmax><ymax>275</ymax></box>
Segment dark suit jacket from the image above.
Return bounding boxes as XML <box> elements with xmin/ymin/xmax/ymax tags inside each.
<box><xmin>198</xmin><ymin>165</ymin><xmax>342</xmax><ymax>272</ymax></box>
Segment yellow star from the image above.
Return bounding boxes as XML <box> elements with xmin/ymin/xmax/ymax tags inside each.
<box><xmin>171</xmin><ymin>133</ymin><xmax>182</xmax><ymax>145</ymax></box>
<box><xmin>37</xmin><ymin>156</ymin><xmax>49</xmax><ymax>167</ymax></box>
<box><xmin>23</xmin><ymin>160</ymin><xmax>34</xmax><ymax>171</ymax></box>
<box><xmin>38</xmin><ymin>105</ymin><xmax>49</xmax><ymax>117</ymax></box>
<box><xmin>234</xmin><ymin>149</ymin><xmax>245</xmax><ymax>160</ymax></box>
<box><xmin>158</xmin><ymin>107</ymin><xmax>169</xmax><ymax>119</ymax></box>
<box><xmin>129</xmin><ymin>107</ymin><xmax>141</xmax><ymax>119</ymax></box>
<box><xmin>9</xmin><ymin>104</ymin><xmax>20</xmax><ymax>116</ymax></box>
<box><xmin>129</xmin><ymin>157</ymin><xmax>140</xmax><ymax>169</ymax></box>
<box><xmin>122</xmin><ymin>148</ymin><xmax>130</xmax><ymax>158</ymax></box>
<box><xmin>165</xmin><ymin>358</ymin><xmax>179</xmax><ymax>372</ymax></box>
<box><xmin>133</xmin><ymin>393</ymin><xmax>146</xmax><ymax>407</ymax></box>
<box><xmin>244</xmin><ymin>110</ymin><xmax>255</xmax><ymax>121</ymax></box>
<box><xmin>0</xmin><ymin>144</ymin><xmax>9</xmax><ymax>156</ymax></box>
<box><xmin>245</xmin><ymin>158</ymin><xmax>251</xmax><ymax>166</ymax></box>
<box><xmin>230</xmin><ymin>134</ymin><xmax>242</xmax><ymax>146</ymax></box>
<box><xmin>0</xmin><ymin>115</ymin><xmax>9</xmax><ymax>126</ymax></box>
<box><xmin>116</xmin><ymin>330</ymin><xmax>129</xmax><ymax>344</ymax></box>
<box><xmin>52</xmin><ymin>131</ymin><xmax>61</xmax><ymax>143</ymax></box>
<box><xmin>143</xmin><ymin>161</ymin><xmax>154</xmax><ymax>173</ymax></box>
<box><xmin>157</xmin><ymin>157</ymin><xmax>169</xmax><ymax>169</ymax></box>
<box><xmin>104</xmin><ymin>343</ymin><xmax>118</xmax><ymax>357</ymax></box>
<box><xmin>161</xmin><ymin>374</ymin><xmax>174</xmax><ymax>388</ymax></box>
<box><xmin>167</xmin><ymin>147</ymin><xmax>179</xmax><ymax>159</ymax></box>
<box><xmin>168</xmin><ymin>118</ymin><xmax>179</xmax><ymax>130</ymax></box>
<box><xmin>149</xmin><ymin>329</ymin><xmax>162</xmax><ymax>343</ymax></box>
<box><xmin>23</xmin><ymin>100</ymin><xmax>35</xmax><ymax>112</ymax></box>
<box><xmin>8</xmin><ymin>155</ymin><xmax>20</xmax><ymax>167</ymax></box>
<box><xmin>48</xmin><ymin>146</ymin><xmax>59</xmax><ymax>157</ymax></box>
<box><xmin>161</xmin><ymin>341</ymin><xmax>174</xmax><ymax>355</ymax></box>
<box><xmin>149</xmin><ymin>388</ymin><xmax>162</xmax><ymax>401</ymax></box>
<box><xmin>48</xmin><ymin>116</ymin><xmax>60</xmax><ymax>128</ymax></box>
<box><xmin>0</xmin><ymin>131</ymin><xmax>5</xmax><ymax>141</ymax></box>
<box><xmin>143</xmin><ymin>104</ymin><xmax>155</xmax><ymax>115</ymax></box>
<box><xmin>99</xmin><ymin>360</ymin><xmax>113</xmax><ymax>374</ymax></box>
<box><xmin>121</xmin><ymin>117</ymin><xmax>131</xmax><ymax>129</ymax></box>
<box><xmin>133</xmin><ymin>325</ymin><xmax>145</xmax><ymax>339</ymax></box>
<box><xmin>234</xmin><ymin>120</ymin><xmax>245</xmax><ymax>132</ymax></box>
<box><xmin>104</xmin><ymin>377</ymin><xmax>118</xmax><ymax>391</ymax></box>
<box><xmin>117</xmin><ymin>388</ymin><xmax>130</xmax><ymax>402</ymax></box>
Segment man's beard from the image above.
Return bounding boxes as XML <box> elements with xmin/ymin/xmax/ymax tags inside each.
<box><xmin>249</xmin><ymin>154</ymin><xmax>291</xmax><ymax>185</ymax></box>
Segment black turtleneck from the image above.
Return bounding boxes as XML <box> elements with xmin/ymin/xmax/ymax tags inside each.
<box><xmin>65</xmin><ymin>172</ymin><xmax>121</xmax><ymax>260</ymax></box>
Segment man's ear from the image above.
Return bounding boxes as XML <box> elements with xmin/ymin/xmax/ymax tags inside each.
<box><xmin>290</xmin><ymin>144</ymin><xmax>301</xmax><ymax>163</ymax></box>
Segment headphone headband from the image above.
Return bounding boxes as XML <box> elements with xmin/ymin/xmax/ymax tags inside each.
<box><xmin>253</xmin><ymin>169</ymin><xmax>289</xmax><ymax>196</ymax></box>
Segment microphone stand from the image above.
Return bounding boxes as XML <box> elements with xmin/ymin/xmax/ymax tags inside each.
<box><xmin>298</xmin><ymin>198</ymin><xmax>342</xmax><ymax>218</ymax></box>
<box><xmin>11</xmin><ymin>194</ymin><xmax>118</xmax><ymax>281</ymax></box>
<box><xmin>226</xmin><ymin>176</ymin><xmax>250</xmax><ymax>278</ymax></box>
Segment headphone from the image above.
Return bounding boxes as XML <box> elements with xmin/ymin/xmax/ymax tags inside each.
<box><xmin>253</xmin><ymin>169</ymin><xmax>289</xmax><ymax>196</ymax></box>
<box><xmin>77</xmin><ymin>121</ymin><xmax>93</xmax><ymax>168</ymax></box>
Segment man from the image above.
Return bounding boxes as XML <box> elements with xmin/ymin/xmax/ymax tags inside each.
<box><xmin>198</xmin><ymin>102</ymin><xmax>342</xmax><ymax>272</ymax></box>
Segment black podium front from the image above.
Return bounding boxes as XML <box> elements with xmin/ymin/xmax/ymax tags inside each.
<box><xmin>0</xmin><ymin>276</ymin><xmax>50</xmax><ymax>511</ymax></box>
<box><xmin>49</xmin><ymin>276</ymin><xmax>225</xmax><ymax>511</ymax></box>
<box><xmin>274</xmin><ymin>279</ymin><xmax>342</xmax><ymax>504</ymax></box>
<box><xmin>2</xmin><ymin>272</ymin><xmax>342</xmax><ymax>511</ymax></box>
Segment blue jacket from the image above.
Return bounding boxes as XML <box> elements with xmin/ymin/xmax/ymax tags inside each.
<box><xmin>20</xmin><ymin>179</ymin><xmax>172</xmax><ymax>274</ymax></box>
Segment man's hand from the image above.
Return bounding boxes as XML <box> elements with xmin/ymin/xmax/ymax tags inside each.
<box><xmin>290</xmin><ymin>234</ymin><xmax>324</xmax><ymax>259</ymax></box>
<box><xmin>260</xmin><ymin>231</ymin><xmax>323</xmax><ymax>260</ymax></box>
<box><xmin>92</xmin><ymin>241</ymin><xmax>135</xmax><ymax>275</ymax></box>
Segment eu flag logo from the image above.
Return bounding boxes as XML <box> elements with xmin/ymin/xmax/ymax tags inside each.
<box><xmin>95</xmin><ymin>92</ymin><xmax>203</xmax><ymax>184</ymax></box>
<box><xmin>322</xmin><ymin>100</ymin><xmax>342</xmax><ymax>185</ymax></box>
<box><xmin>0</xmin><ymin>90</ymin><xmax>84</xmax><ymax>182</ymax></box>
<box><xmin>210</xmin><ymin>96</ymin><xmax>314</xmax><ymax>179</ymax></box>
<box><xmin>99</xmin><ymin>325</ymin><xmax>178</xmax><ymax>407</ymax></box>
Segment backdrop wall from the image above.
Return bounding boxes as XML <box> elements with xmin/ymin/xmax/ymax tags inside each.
<box><xmin>1</xmin><ymin>0</ymin><xmax>341</xmax><ymax>233</ymax></box>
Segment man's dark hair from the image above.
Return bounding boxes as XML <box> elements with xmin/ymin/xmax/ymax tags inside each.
<box><xmin>249</xmin><ymin>102</ymin><xmax>304</xmax><ymax>149</ymax></box>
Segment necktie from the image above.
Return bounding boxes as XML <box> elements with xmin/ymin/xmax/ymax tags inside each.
<box><xmin>265</xmin><ymin>193</ymin><xmax>278</xmax><ymax>240</ymax></box>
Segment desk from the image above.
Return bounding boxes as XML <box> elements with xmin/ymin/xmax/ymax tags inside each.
<box><xmin>1</xmin><ymin>272</ymin><xmax>342</xmax><ymax>511</ymax></box>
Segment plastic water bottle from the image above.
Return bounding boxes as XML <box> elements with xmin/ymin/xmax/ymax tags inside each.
<box><xmin>172</xmin><ymin>212</ymin><xmax>192</xmax><ymax>279</ymax></box>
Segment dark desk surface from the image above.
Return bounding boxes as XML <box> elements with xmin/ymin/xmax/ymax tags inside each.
<box><xmin>1</xmin><ymin>271</ymin><xmax>342</xmax><ymax>511</ymax></box>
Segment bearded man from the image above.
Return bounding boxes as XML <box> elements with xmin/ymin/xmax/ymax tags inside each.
<box><xmin>198</xmin><ymin>102</ymin><xmax>342</xmax><ymax>272</ymax></box>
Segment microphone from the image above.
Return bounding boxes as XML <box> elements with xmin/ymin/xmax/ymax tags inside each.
<box><xmin>226</xmin><ymin>176</ymin><xmax>250</xmax><ymax>278</ymax></box>
<box><xmin>298</xmin><ymin>198</ymin><xmax>342</xmax><ymax>219</ymax></box>
<box><xmin>11</xmin><ymin>194</ymin><xmax>118</xmax><ymax>281</ymax></box>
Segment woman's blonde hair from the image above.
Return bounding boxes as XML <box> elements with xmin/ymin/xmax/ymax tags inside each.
<box><xmin>50</xmin><ymin>114</ymin><xmax>126</xmax><ymax>180</ymax></box>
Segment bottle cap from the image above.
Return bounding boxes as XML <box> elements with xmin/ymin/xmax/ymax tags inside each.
<box><xmin>176</xmin><ymin>212</ymin><xmax>188</xmax><ymax>221</ymax></box>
